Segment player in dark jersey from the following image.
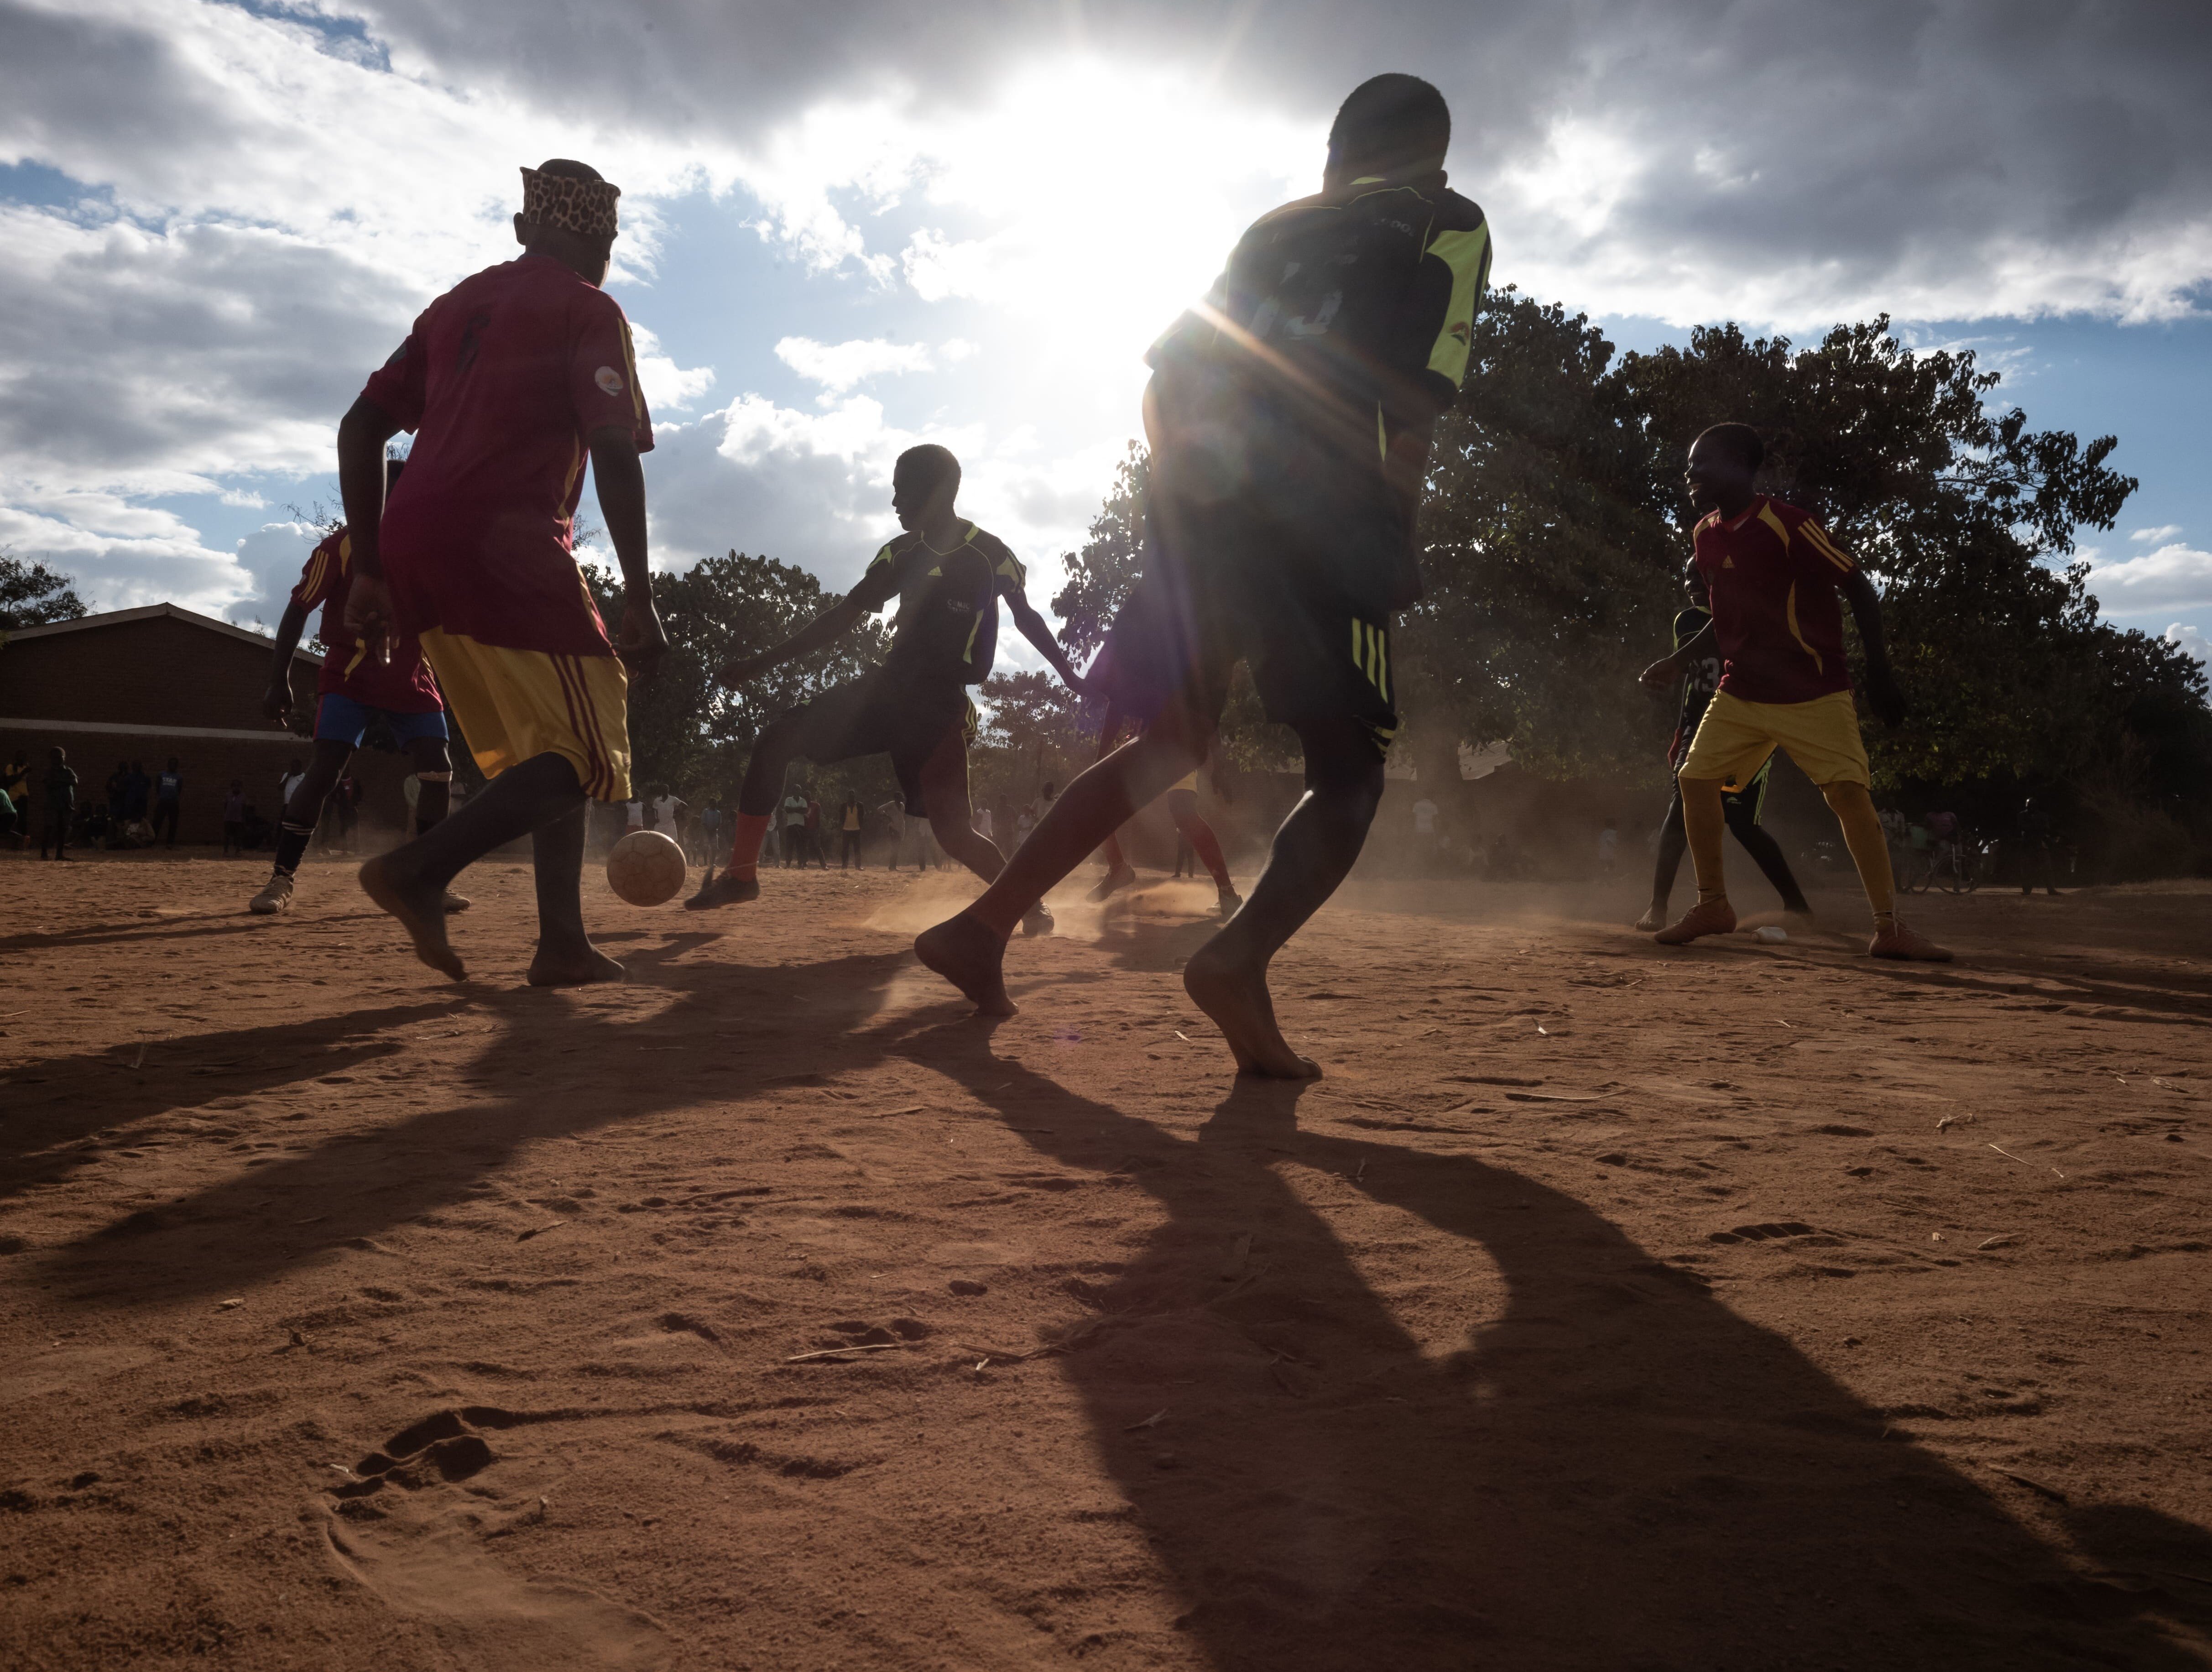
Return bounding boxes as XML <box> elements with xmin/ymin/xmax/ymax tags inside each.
<box><xmin>1634</xmin><ymin>563</ymin><xmax>1811</xmax><ymax>931</ymax></box>
<box><xmin>913</xmin><ymin>75</ymin><xmax>1491</xmax><ymax>1076</ymax></box>
<box><xmin>249</xmin><ymin>458</ymin><xmax>470</xmax><ymax>917</ymax></box>
<box><xmin>686</xmin><ymin>444</ymin><xmax>1087</xmax><ymax>922</ymax></box>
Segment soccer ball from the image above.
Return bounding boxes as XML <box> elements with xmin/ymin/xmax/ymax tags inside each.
<box><xmin>606</xmin><ymin>829</ymin><xmax>687</xmax><ymax>906</ymax></box>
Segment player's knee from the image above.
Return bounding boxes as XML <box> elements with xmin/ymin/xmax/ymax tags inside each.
<box><xmin>1820</xmin><ymin>779</ymin><xmax>1871</xmax><ymax>814</ymax></box>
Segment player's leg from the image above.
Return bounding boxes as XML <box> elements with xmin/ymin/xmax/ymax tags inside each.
<box><xmin>915</xmin><ymin>704</ymin><xmax>1211</xmax><ymax>1015</ymax></box>
<box><xmin>1657</xmin><ymin>693</ymin><xmax>1786</xmax><ymax>944</ymax></box>
<box><xmin>254</xmin><ymin>734</ymin><xmax>352</xmax><ymax>913</ymax></box>
<box><xmin>402</xmin><ymin>731</ymin><xmax>472</xmax><ymax>914</ymax></box>
<box><xmin>1086</xmin><ymin>711</ymin><xmax>1139</xmax><ymax>902</ymax></box>
<box><xmin>1168</xmin><ymin>789</ymin><xmax>1240</xmax><ymax>913</ymax></box>
<box><xmin>918</xmin><ymin>726</ymin><xmax>1007</xmax><ymax>882</ymax></box>
<box><xmin>1637</xmin><ymin>786</ymin><xmax>1688</xmax><ymax>931</ymax></box>
<box><xmin>523</xmin><ymin>795</ymin><xmax>621</xmax><ymax>986</ymax></box>
<box><xmin>1180</xmin><ymin>715</ymin><xmax>1380</xmax><ymax>1077</ymax></box>
<box><xmin>1723</xmin><ymin>794</ymin><xmax>1812</xmax><ymax>917</ymax></box>
<box><xmin>1821</xmin><ymin>780</ymin><xmax>1950</xmax><ymax>959</ymax></box>
<box><xmin>687</xmin><ymin>715</ymin><xmax>803</xmax><ymax>907</ymax></box>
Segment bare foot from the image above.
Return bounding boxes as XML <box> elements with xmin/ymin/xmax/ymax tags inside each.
<box><xmin>914</xmin><ymin>912</ymin><xmax>1016</xmax><ymax>1017</ymax></box>
<box><xmin>1086</xmin><ymin>864</ymin><xmax>1137</xmax><ymax>904</ymax></box>
<box><xmin>527</xmin><ymin>942</ymin><xmax>627</xmax><ymax>987</ymax></box>
<box><xmin>1183</xmin><ymin>940</ymin><xmax>1320</xmax><ymax>1079</ymax></box>
<box><xmin>685</xmin><ymin>867</ymin><xmax>760</xmax><ymax>911</ymax></box>
<box><xmin>359</xmin><ymin>855</ymin><xmax>465</xmax><ymax>981</ymax></box>
<box><xmin>1654</xmin><ymin>897</ymin><xmax>1737</xmax><ymax>946</ymax></box>
<box><xmin>1632</xmin><ymin>903</ymin><xmax>1666</xmax><ymax>932</ymax></box>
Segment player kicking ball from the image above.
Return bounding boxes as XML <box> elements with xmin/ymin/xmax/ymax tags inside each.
<box><xmin>339</xmin><ymin>159</ymin><xmax>667</xmax><ymax>985</ymax></box>
<box><xmin>1639</xmin><ymin>423</ymin><xmax>1949</xmax><ymax>961</ymax></box>
<box><xmin>913</xmin><ymin>74</ymin><xmax>1492</xmax><ymax>1076</ymax></box>
<box><xmin>686</xmin><ymin>444</ymin><xmax>1086</xmax><ymax>928</ymax></box>
<box><xmin>248</xmin><ymin>460</ymin><xmax>469</xmax><ymax>918</ymax></box>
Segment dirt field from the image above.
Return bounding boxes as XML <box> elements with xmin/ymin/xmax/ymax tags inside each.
<box><xmin>2</xmin><ymin>850</ymin><xmax>2209</xmax><ymax>1671</ymax></box>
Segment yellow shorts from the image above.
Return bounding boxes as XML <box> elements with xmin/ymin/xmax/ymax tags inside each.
<box><xmin>1679</xmin><ymin>688</ymin><xmax>1868</xmax><ymax>789</ymax></box>
<box><xmin>420</xmin><ymin>629</ymin><xmax>631</xmax><ymax>801</ymax></box>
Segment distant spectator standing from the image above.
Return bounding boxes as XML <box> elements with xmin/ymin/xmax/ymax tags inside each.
<box><xmin>701</xmin><ymin>801</ymin><xmax>724</xmax><ymax>862</ymax></box>
<box><xmin>877</xmin><ymin>798</ymin><xmax>908</xmax><ymax>868</ymax></box>
<box><xmin>803</xmin><ymin>794</ymin><xmax>827</xmax><ymax>867</ymax></box>
<box><xmin>839</xmin><ymin>795</ymin><xmax>864</xmax><ymax>867</ymax></box>
<box><xmin>332</xmin><ymin>772</ymin><xmax>361</xmax><ymax>854</ymax></box>
<box><xmin>0</xmin><ymin>780</ymin><xmax>19</xmax><ymax>848</ymax></box>
<box><xmin>653</xmin><ymin>787</ymin><xmax>685</xmax><ymax>848</ymax></box>
<box><xmin>222</xmin><ymin>780</ymin><xmax>248</xmax><ymax>854</ymax></box>
<box><xmin>2016</xmin><ymin>798</ymin><xmax>2062</xmax><ymax>897</ymax></box>
<box><xmin>780</xmin><ymin>787</ymin><xmax>809</xmax><ymax>867</ymax></box>
<box><xmin>125</xmin><ymin>759</ymin><xmax>151</xmax><ymax>823</ymax></box>
<box><xmin>151</xmin><ymin>757</ymin><xmax>184</xmax><ymax>846</ymax></box>
<box><xmin>1598</xmin><ymin>818</ymin><xmax>1621</xmax><ymax>874</ymax></box>
<box><xmin>106</xmin><ymin>761</ymin><xmax>129</xmax><ymax>826</ymax></box>
<box><xmin>40</xmin><ymin>746</ymin><xmax>78</xmax><ymax>860</ymax></box>
<box><xmin>974</xmin><ymin>804</ymin><xmax>995</xmax><ymax>844</ymax></box>
<box><xmin>2</xmin><ymin>750</ymin><xmax>28</xmax><ymax>812</ymax></box>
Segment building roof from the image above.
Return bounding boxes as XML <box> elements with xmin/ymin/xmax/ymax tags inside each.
<box><xmin>5</xmin><ymin>601</ymin><xmax>321</xmax><ymax>664</ymax></box>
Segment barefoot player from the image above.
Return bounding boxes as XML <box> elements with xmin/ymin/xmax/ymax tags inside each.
<box><xmin>914</xmin><ymin>74</ymin><xmax>1492</xmax><ymax>1076</ymax></box>
<box><xmin>1639</xmin><ymin>423</ymin><xmax>1949</xmax><ymax>961</ymax></box>
<box><xmin>338</xmin><ymin>159</ymin><xmax>667</xmax><ymax>985</ymax></box>
<box><xmin>247</xmin><ymin>460</ymin><xmax>470</xmax><ymax>917</ymax></box>
<box><xmin>1633</xmin><ymin>561</ymin><xmax>1811</xmax><ymax>931</ymax></box>
<box><xmin>685</xmin><ymin>444</ymin><xmax>1086</xmax><ymax>925</ymax></box>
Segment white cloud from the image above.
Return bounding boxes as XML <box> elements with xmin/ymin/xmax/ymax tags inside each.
<box><xmin>774</xmin><ymin>336</ymin><xmax>935</xmax><ymax>395</ymax></box>
<box><xmin>628</xmin><ymin>324</ymin><xmax>715</xmax><ymax>412</ymax></box>
<box><xmin>2166</xmin><ymin>623</ymin><xmax>2212</xmax><ymax>665</ymax></box>
<box><xmin>2133</xmin><ymin>524</ymin><xmax>2185</xmax><ymax>544</ymax></box>
<box><xmin>2086</xmin><ymin>542</ymin><xmax>2212</xmax><ymax>613</ymax></box>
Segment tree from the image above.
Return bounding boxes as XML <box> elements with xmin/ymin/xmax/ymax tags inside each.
<box><xmin>0</xmin><ymin>553</ymin><xmax>89</xmax><ymax>635</ymax></box>
<box><xmin>584</xmin><ymin>550</ymin><xmax>889</xmax><ymax>802</ymax></box>
<box><xmin>1050</xmin><ymin>443</ymin><xmax>1149</xmax><ymax>662</ymax></box>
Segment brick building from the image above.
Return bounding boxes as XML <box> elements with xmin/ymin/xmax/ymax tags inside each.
<box><xmin>0</xmin><ymin>602</ymin><xmax>410</xmax><ymax>846</ymax></box>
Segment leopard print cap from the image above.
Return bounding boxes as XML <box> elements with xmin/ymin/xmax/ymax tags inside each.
<box><xmin>520</xmin><ymin>167</ymin><xmax>621</xmax><ymax>239</ymax></box>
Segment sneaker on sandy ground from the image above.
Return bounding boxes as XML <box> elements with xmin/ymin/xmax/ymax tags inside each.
<box><xmin>249</xmin><ymin>871</ymin><xmax>294</xmax><ymax>915</ymax></box>
<box><xmin>1217</xmin><ymin>888</ymin><xmax>1242</xmax><ymax>919</ymax></box>
<box><xmin>1086</xmin><ymin>864</ymin><xmax>1137</xmax><ymax>904</ymax></box>
<box><xmin>1022</xmin><ymin>902</ymin><xmax>1054</xmax><ymax>937</ymax></box>
<box><xmin>1654</xmin><ymin>897</ymin><xmax>1736</xmax><ymax>944</ymax></box>
<box><xmin>442</xmin><ymin>889</ymin><xmax>472</xmax><ymax>914</ymax></box>
<box><xmin>1632</xmin><ymin>903</ymin><xmax>1666</xmax><ymax>932</ymax></box>
<box><xmin>685</xmin><ymin>867</ymin><xmax>760</xmax><ymax>910</ymax></box>
<box><xmin>1869</xmin><ymin>919</ymin><xmax>1953</xmax><ymax>961</ymax></box>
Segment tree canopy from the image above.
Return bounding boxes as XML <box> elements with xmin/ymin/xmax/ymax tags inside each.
<box><xmin>0</xmin><ymin>553</ymin><xmax>89</xmax><ymax>636</ymax></box>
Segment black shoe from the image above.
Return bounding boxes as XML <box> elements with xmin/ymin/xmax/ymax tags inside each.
<box><xmin>685</xmin><ymin>867</ymin><xmax>762</xmax><ymax>910</ymax></box>
<box><xmin>1022</xmin><ymin>903</ymin><xmax>1054</xmax><ymax>937</ymax></box>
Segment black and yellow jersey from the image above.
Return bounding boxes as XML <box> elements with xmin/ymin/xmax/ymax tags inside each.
<box><xmin>1150</xmin><ymin>179</ymin><xmax>1489</xmax><ymax>470</ymax></box>
<box><xmin>849</xmin><ymin>522</ymin><xmax>1027</xmax><ymax>687</ymax></box>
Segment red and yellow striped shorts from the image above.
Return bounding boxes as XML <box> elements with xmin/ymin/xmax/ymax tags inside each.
<box><xmin>419</xmin><ymin>629</ymin><xmax>631</xmax><ymax>801</ymax></box>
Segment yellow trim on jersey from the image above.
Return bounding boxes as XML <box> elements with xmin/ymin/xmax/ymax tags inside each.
<box><xmin>1424</xmin><ymin>224</ymin><xmax>1492</xmax><ymax>389</ymax></box>
<box><xmin>616</xmin><ymin>319</ymin><xmax>647</xmax><ymax>427</ymax></box>
<box><xmin>1351</xmin><ymin>619</ymin><xmax>1391</xmax><ymax>702</ymax></box>
<box><xmin>1784</xmin><ymin>582</ymin><xmax>1823</xmax><ymax>673</ymax></box>
<box><xmin>1800</xmin><ymin>521</ymin><xmax>1854</xmax><ymax>571</ymax></box>
<box><xmin>960</xmin><ymin>613</ymin><xmax>983</xmax><ymax>668</ymax></box>
<box><xmin>1755</xmin><ymin>502</ymin><xmax>1792</xmax><ymax>546</ymax></box>
<box><xmin>1377</xmin><ymin>402</ymin><xmax>1389</xmax><ymax>462</ymax></box>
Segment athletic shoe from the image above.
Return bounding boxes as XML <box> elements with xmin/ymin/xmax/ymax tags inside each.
<box><xmin>443</xmin><ymin>890</ymin><xmax>473</xmax><ymax>914</ymax></box>
<box><xmin>249</xmin><ymin>872</ymin><xmax>295</xmax><ymax>915</ymax></box>
<box><xmin>1632</xmin><ymin>904</ymin><xmax>1666</xmax><ymax>932</ymax></box>
<box><xmin>1869</xmin><ymin>920</ymin><xmax>1952</xmax><ymax>961</ymax></box>
<box><xmin>1022</xmin><ymin>903</ymin><xmax>1055</xmax><ymax>937</ymax></box>
<box><xmin>1086</xmin><ymin>864</ymin><xmax>1137</xmax><ymax>904</ymax></box>
<box><xmin>684</xmin><ymin>868</ymin><xmax>760</xmax><ymax>910</ymax></box>
<box><xmin>1217</xmin><ymin>888</ymin><xmax>1242</xmax><ymax>919</ymax></box>
<box><xmin>1654</xmin><ymin>898</ymin><xmax>1736</xmax><ymax>944</ymax></box>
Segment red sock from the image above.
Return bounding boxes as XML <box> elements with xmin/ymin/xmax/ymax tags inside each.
<box><xmin>1184</xmin><ymin>815</ymin><xmax>1231</xmax><ymax>890</ymax></box>
<box><xmin>728</xmin><ymin>812</ymin><xmax>771</xmax><ymax>880</ymax></box>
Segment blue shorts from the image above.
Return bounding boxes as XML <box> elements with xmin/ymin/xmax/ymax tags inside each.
<box><xmin>314</xmin><ymin>692</ymin><xmax>449</xmax><ymax>747</ymax></box>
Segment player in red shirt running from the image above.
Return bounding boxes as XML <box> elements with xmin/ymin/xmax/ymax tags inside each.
<box><xmin>1638</xmin><ymin>423</ymin><xmax>1949</xmax><ymax>961</ymax></box>
<box><xmin>337</xmin><ymin>159</ymin><xmax>667</xmax><ymax>985</ymax></box>
<box><xmin>250</xmin><ymin>456</ymin><xmax>470</xmax><ymax>917</ymax></box>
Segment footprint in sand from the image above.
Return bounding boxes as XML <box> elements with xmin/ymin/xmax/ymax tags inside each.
<box><xmin>1706</xmin><ymin>1221</ymin><xmax>1818</xmax><ymax>1244</ymax></box>
<box><xmin>323</xmin><ymin>1407</ymin><xmax>671</xmax><ymax>1671</ymax></box>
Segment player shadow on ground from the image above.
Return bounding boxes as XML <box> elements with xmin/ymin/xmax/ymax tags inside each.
<box><xmin>0</xmin><ymin>913</ymin><xmax>307</xmax><ymax>956</ymax></box>
<box><xmin>903</xmin><ymin>1028</ymin><xmax>2211</xmax><ymax>1671</ymax></box>
<box><xmin>28</xmin><ymin>941</ymin><xmax>976</xmax><ymax>1304</ymax></box>
<box><xmin>0</xmin><ymin>1001</ymin><xmax>471</xmax><ymax>1207</ymax></box>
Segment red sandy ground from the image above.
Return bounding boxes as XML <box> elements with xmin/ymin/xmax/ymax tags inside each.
<box><xmin>1</xmin><ymin>850</ymin><xmax>2209</xmax><ymax>1671</ymax></box>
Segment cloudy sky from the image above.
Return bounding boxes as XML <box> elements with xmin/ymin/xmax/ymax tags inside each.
<box><xmin>3</xmin><ymin>0</ymin><xmax>2209</xmax><ymax>671</ymax></box>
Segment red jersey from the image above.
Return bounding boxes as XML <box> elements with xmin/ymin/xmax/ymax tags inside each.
<box><xmin>362</xmin><ymin>254</ymin><xmax>653</xmax><ymax>657</ymax></box>
<box><xmin>291</xmin><ymin>528</ymin><xmax>443</xmax><ymax>713</ymax></box>
<box><xmin>1691</xmin><ymin>496</ymin><xmax>1857</xmax><ymax>705</ymax></box>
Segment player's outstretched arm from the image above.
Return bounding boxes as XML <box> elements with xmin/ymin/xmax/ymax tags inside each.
<box><xmin>337</xmin><ymin>396</ymin><xmax>402</xmax><ymax>662</ymax></box>
<box><xmin>1842</xmin><ymin>567</ymin><xmax>1906</xmax><ymax>727</ymax></box>
<box><xmin>713</xmin><ymin>593</ymin><xmax>871</xmax><ymax>689</ymax></box>
<box><xmin>1639</xmin><ymin>619</ymin><xmax>1716</xmax><ymax>694</ymax></box>
<box><xmin>1007</xmin><ymin>590</ymin><xmax>1090</xmax><ymax>695</ymax></box>
<box><xmin>261</xmin><ymin>597</ymin><xmax>313</xmax><ymax>723</ymax></box>
<box><xmin>587</xmin><ymin>424</ymin><xmax>666</xmax><ymax>682</ymax></box>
